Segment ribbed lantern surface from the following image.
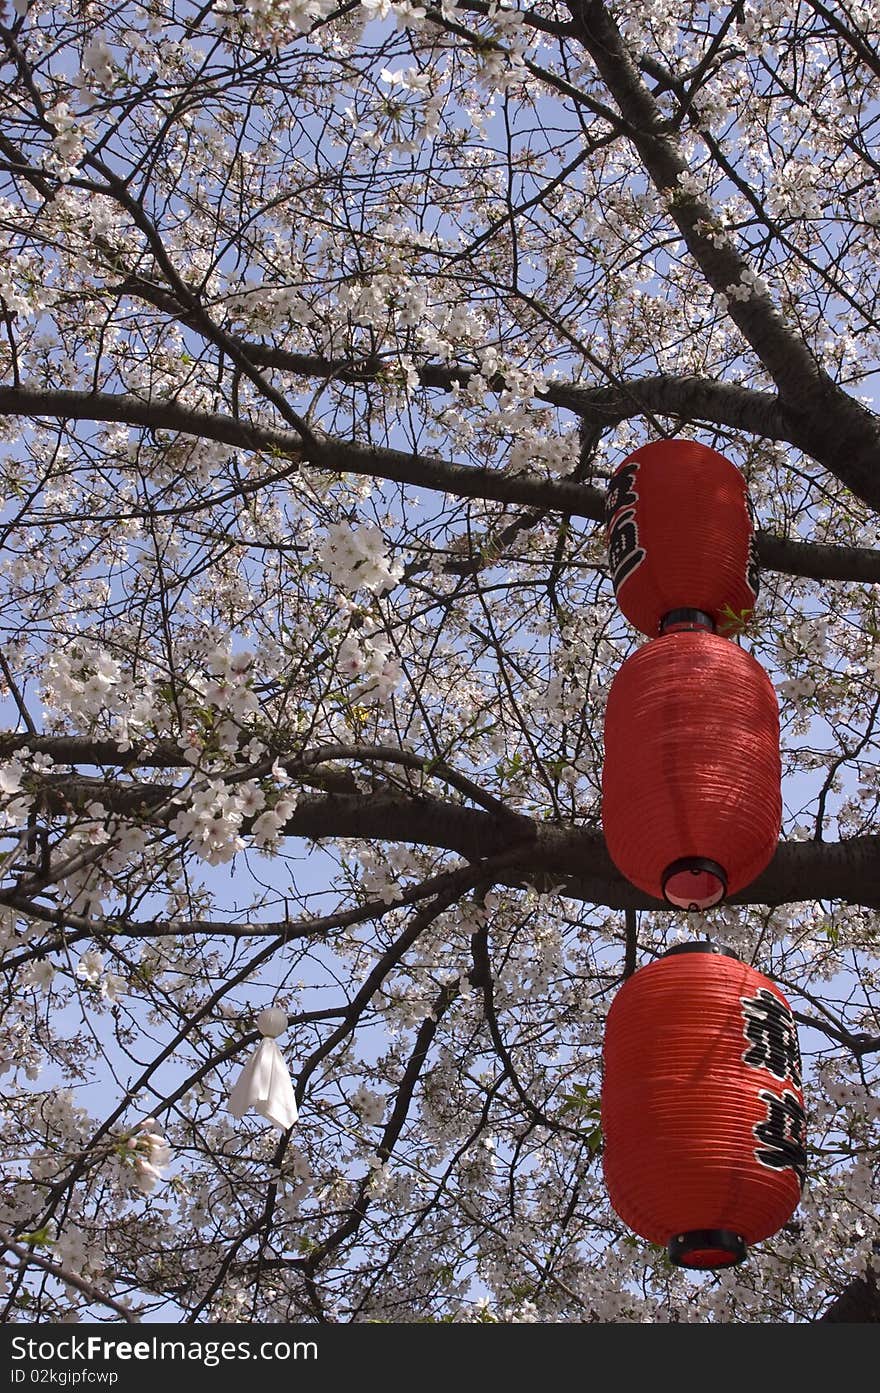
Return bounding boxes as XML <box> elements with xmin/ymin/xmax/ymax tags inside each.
<box><xmin>605</xmin><ymin>439</ymin><xmax>759</xmax><ymax>637</ymax></box>
<box><xmin>601</xmin><ymin>943</ymin><xmax>806</xmax><ymax>1269</ymax></box>
<box><xmin>601</xmin><ymin>630</ymin><xmax>781</xmax><ymax>908</ymax></box>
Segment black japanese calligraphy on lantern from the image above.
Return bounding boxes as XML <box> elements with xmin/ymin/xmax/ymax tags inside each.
<box><xmin>744</xmin><ymin>489</ymin><xmax>761</xmax><ymax>601</ymax></box>
<box><xmin>605</xmin><ymin>461</ymin><xmax>640</xmax><ymax>526</ymax></box>
<box><xmin>607</xmin><ymin>507</ymin><xmax>646</xmax><ymax>592</ymax></box>
<box><xmin>741</xmin><ymin>987</ymin><xmax>802</xmax><ymax>1089</ymax></box>
<box><xmin>753</xmin><ymin>1088</ymin><xmax>807</xmax><ymax>1188</ymax></box>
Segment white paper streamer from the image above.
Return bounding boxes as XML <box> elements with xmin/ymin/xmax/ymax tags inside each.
<box><xmin>227</xmin><ymin>1007</ymin><xmax>298</xmax><ymax>1131</ymax></box>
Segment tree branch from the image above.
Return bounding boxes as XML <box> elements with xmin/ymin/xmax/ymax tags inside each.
<box><xmin>16</xmin><ymin>771</ymin><xmax>880</xmax><ymax>913</ymax></box>
<box><xmin>566</xmin><ymin>0</ymin><xmax>880</xmax><ymax>512</ymax></box>
<box><xmin>818</xmin><ymin>1262</ymin><xmax>880</xmax><ymax>1322</ymax></box>
<box><xmin>1</xmin><ymin>386</ymin><xmax>878</xmax><ymax>583</ymax></box>
<box><xmin>0</xmin><ymin>1227</ymin><xmax>135</xmax><ymax>1322</ymax></box>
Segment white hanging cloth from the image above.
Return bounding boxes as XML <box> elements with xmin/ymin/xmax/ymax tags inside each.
<box><xmin>227</xmin><ymin>1007</ymin><xmax>298</xmax><ymax>1131</ymax></box>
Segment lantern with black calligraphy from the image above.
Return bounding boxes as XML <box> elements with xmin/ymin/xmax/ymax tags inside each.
<box><xmin>601</xmin><ymin>942</ymin><xmax>806</xmax><ymax>1268</ymax></box>
<box><xmin>601</xmin><ymin>628</ymin><xmax>780</xmax><ymax>909</ymax></box>
<box><xmin>605</xmin><ymin>439</ymin><xmax>759</xmax><ymax>638</ymax></box>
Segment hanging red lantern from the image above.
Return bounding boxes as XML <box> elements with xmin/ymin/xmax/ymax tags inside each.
<box><xmin>605</xmin><ymin>439</ymin><xmax>759</xmax><ymax>637</ymax></box>
<box><xmin>601</xmin><ymin>629</ymin><xmax>780</xmax><ymax>908</ymax></box>
<box><xmin>601</xmin><ymin>942</ymin><xmax>806</xmax><ymax>1268</ymax></box>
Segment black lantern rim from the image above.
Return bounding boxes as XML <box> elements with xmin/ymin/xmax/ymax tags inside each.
<box><xmin>662</xmin><ymin>857</ymin><xmax>728</xmax><ymax>910</ymax></box>
<box><xmin>659</xmin><ymin>608</ymin><xmax>716</xmax><ymax>634</ymax></box>
<box><xmin>662</xmin><ymin>941</ymin><xmax>740</xmax><ymax>961</ymax></box>
<box><xmin>668</xmin><ymin>1229</ymin><xmax>748</xmax><ymax>1269</ymax></box>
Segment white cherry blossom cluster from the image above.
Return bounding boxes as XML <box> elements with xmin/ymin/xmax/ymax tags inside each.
<box><xmin>419</xmin><ymin>1048</ymin><xmax>472</xmax><ymax>1142</ymax></box>
<box><xmin>353</xmin><ymin>845</ymin><xmax>403</xmax><ymax>903</ymax></box>
<box><xmin>777</xmin><ymin>614</ymin><xmax>830</xmax><ymax>662</ymax></box>
<box><xmin>331</xmin><ymin>271</ymin><xmax>431</xmax><ymax>336</ymax></box>
<box><xmin>695</xmin><ymin>215</ymin><xmax>735</xmax><ymax>250</ymax></box>
<box><xmin>20</xmin><ymin>959</ymin><xmax>56</xmax><ymax>994</ymax></box>
<box><xmin>379</xmin><ymin>66</ymin><xmax>432</xmax><ymax>94</ymax></box>
<box><xmin>119</xmin><ymin>1117</ymin><xmax>171</xmax><ymax>1195</ymax></box>
<box><xmin>277</xmin><ymin>1147</ymin><xmax>313</xmax><ymax>1216</ymax></box>
<box><xmin>75</xmin><ymin>950</ymin><xmax>127</xmax><ymax>1003</ymax></box>
<box><xmin>200</xmin><ymin>648</ymin><xmax>261</xmax><ymax>719</ymax></box>
<box><xmin>361</xmin><ymin>0</ymin><xmax>427</xmax><ymax>23</ymax></box>
<box><xmin>667</xmin><ymin>168</ymin><xmax>712</xmax><ymax>203</ymax></box>
<box><xmin>170</xmin><ymin>779</ymin><xmax>255</xmax><ymax>865</ymax></box>
<box><xmin>317</xmin><ymin>523</ymin><xmax>403</xmax><ymax>596</ymax></box>
<box><xmin>336</xmin><ymin>630</ymin><xmax>402</xmax><ymax>705</ymax></box>
<box><xmin>44</xmin><ymin>104</ymin><xmax>91</xmax><ymax>183</ymax></box>
<box><xmin>507</xmin><ymin>424</ymin><xmax>580</xmax><ymax>477</ymax></box>
<box><xmin>766</xmin><ymin>159</ymin><xmax>824</xmax><ymax>219</ymax></box>
<box><xmin>46</xmin><ymin>804</ymin><xmax>114</xmax><ymax>917</ymax></box>
<box><xmin>718</xmin><ymin>268</ymin><xmax>770</xmax><ymax>313</ymax></box>
<box><xmin>382</xmin><ymin>980</ymin><xmax>442</xmax><ymax>1032</ymax></box>
<box><xmin>461</xmin><ymin>30</ymin><xmax>529</xmax><ymax>98</ymax></box>
<box><xmin>41</xmin><ymin>643</ymin><xmax>157</xmax><ymax>749</ymax></box>
<box><xmin>167</xmin><ymin>752</ymin><xmax>298</xmax><ymax>861</ymax></box>
<box><xmin>349</xmin><ymin>1083</ymin><xmax>386</xmax><ymax>1125</ymax></box>
<box><xmin>213</xmin><ymin>0</ymin><xmax>337</xmax><ymax>44</ymax></box>
<box><xmin>0</xmin><ymin>247</ymin><xmax>54</xmax><ymax>320</ymax></box>
<box><xmin>251</xmin><ymin>787</ymin><xmax>298</xmax><ymax>851</ymax></box>
<box><xmin>51</xmin><ymin>1224</ymin><xmax>112</xmax><ymax>1290</ymax></box>
<box><xmin>79</xmin><ymin>37</ymin><xmax>115</xmax><ymax>94</ymax></box>
<box><xmin>0</xmin><ymin>755</ymin><xmax>33</xmax><ymax>832</ymax></box>
<box><xmin>228</xmin><ymin>281</ymin><xmax>315</xmax><ymax>334</ymax></box>
<box><xmin>613</xmin><ymin>0</ymin><xmax>681</xmax><ymax>49</ymax></box>
<box><xmin>0</xmin><ymin>1019</ymin><xmax>43</xmax><ymax>1081</ymax></box>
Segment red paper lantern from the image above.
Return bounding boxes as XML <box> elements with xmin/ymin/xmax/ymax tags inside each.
<box><xmin>605</xmin><ymin>439</ymin><xmax>759</xmax><ymax>637</ymax></box>
<box><xmin>601</xmin><ymin>942</ymin><xmax>806</xmax><ymax>1268</ymax></box>
<box><xmin>601</xmin><ymin>630</ymin><xmax>780</xmax><ymax>908</ymax></box>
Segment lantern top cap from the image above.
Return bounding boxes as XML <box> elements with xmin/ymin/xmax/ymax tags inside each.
<box><xmin>659</xmin><ymin>608</ymin><xmax>715</xmax><ymax>635</ymax></box>
<box><xmin>661</xmin><ymin>941</ymin><xmax>740</xmax><ymax>961</ymax></box>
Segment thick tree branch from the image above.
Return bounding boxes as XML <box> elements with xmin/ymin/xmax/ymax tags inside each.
<box><xmin>0</xmin><ymin>384</ymin><xmax>595</xmax><ymax>514</ymax></box>
<box><xmin>99</xmin><ymin>272</ymin><xmax>801</xmax><ymax>439</ymax></box>
<box><xmin>818</xmin><ymin>1262</ymin><xmax>880</xmax><ymax>1322</ymax></box>
<box><xmin>0</xmin><ymin>386</ymin><xmax>878</xmax><ymax>583</ymax></box>
<box><xmin>17</xmin><ymin>771</ymin><xmax>880</xmax><ymax>914</ymax></box>
<box><xmin>566</xmin><ymin>0</ymin><xmax>880</xmax><ymax>512</ymax></box>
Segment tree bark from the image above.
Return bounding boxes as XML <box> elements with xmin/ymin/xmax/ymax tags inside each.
<box><xmin>818</xmin><ymin>1265</ymin><xmax>880</xmax><ymax>1322</ymax></box>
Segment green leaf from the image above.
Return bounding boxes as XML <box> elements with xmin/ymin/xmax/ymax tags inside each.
<box><xmin>17</xmin><ymin>1226</ymin><xmax>54</xmax><ymax>1249</ymax></box>
<box><xmin>559</xmin><ymin>1083</ymin><xmax>600</xmax><ymax>1117</ymax></box>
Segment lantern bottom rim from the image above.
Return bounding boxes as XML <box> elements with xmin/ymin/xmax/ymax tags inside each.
<box><xmin>662</xmin><ymin>858</ymin><xmax>727</xmax><ymax>910</ymax></box>
<box><xmin>668</xmin><ymin>1229</ymin><xmax>747</xmax><ymax>1270</ymax></box>
<box><xmin>659</xmin><ymin>608</ymin><xmax>715</xmax><ymax>635</ymax></box>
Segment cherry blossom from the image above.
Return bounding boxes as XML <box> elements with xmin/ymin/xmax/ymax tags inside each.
<box><xmin>0</xmin><ymin>0</ymin><xmax>876</xmax><ymax>1327</ymax></box>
